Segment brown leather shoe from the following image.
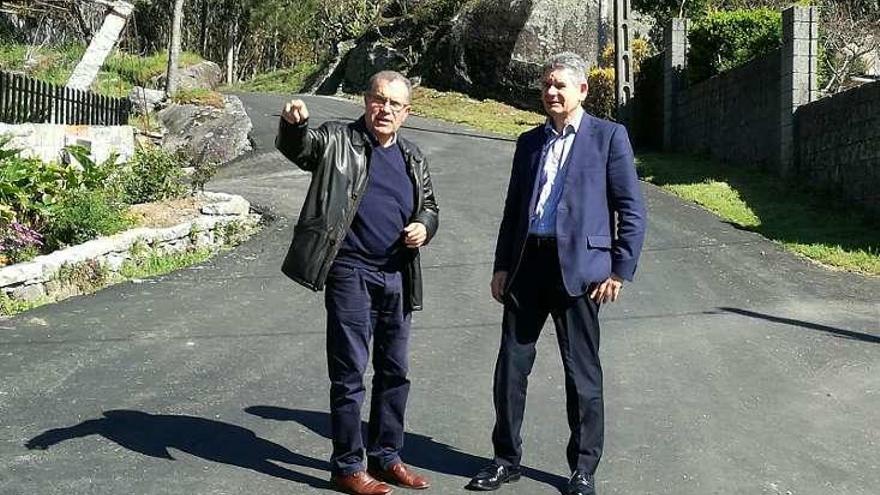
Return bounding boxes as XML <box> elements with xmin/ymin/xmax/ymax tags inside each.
<box><xmin>369</xmin><ymin>462</ymin><xmax>431</xmax><ymax>490</ymax></box>
<box><xmin>331</xmin><ymin>470</ymin><xmax>394</xmax><ymax>495</ymax></box>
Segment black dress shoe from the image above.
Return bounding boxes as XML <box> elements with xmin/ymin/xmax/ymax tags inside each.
<box><xmin>566</xmin><ymin>471</ymin><xmax>596</xmax><ymax>495</ymax></box>
<box><xmin>465</xmin><ymin>462</ymin><xmax>521</xmax><ymax>491</ymax></box>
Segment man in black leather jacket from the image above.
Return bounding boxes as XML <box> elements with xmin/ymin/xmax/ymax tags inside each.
<box><xmin>276</xmin><ymin>71</ymin><xmax>438</xmax><ymax>495</ymax></box>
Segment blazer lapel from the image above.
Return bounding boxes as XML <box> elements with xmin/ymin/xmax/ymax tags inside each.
<box><xmin>562</xmin><ymin>112</ymin><xmax>597</xmax><ymax>185</ymax></box>
<box><xmin>523</xmin><ymin>130</ymin><xmax>547</xmax><ymax>204</ymax></box>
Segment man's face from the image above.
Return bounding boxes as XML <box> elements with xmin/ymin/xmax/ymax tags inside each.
<box><xmin>541</xmin><ymin>68</ymin><xmax>588</xmax><ymax>120</ymax></box>
<box><xmin>364</xmin><ymin>79</ymin><xmax>410</xmax><ymax>141</ymax></box>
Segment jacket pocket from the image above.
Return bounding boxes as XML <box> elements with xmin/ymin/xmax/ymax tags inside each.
<box><xmin>587</xmin><ymin>234</ymin><xmax>612</xmax><ymax>249</ymax></box>
<box><xmin>281</xmin><ymin>220</ymin><xmax>331</xmax><ymax>289</ymax></box>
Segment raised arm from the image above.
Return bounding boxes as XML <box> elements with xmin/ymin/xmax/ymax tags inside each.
<box><xmin>274</xmin><ymin>99</ymin><xmax>329</xmax><ymax>172</ymax></box>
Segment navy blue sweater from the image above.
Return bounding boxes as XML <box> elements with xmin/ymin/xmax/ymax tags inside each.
<box><xmin>335</xmin><ymin>143</ymin><xmax>414</xmax><ymax>271</ymax></box>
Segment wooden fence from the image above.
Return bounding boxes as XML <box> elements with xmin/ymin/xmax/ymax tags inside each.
<box><xmin>0</xmin><ymin>71</ymin><xmax>131</xmax><ymax>126</ymax></box>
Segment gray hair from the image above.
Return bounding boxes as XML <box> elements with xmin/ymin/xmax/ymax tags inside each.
<box><xmin>542</xmin><ymin>52</ymin><xmax>589</xmax><ymax>84</ymax></box>
<box><xmin>367</xmin><ymin>70</ymin><xmax>413</xmax><ymax>103</ymax></box>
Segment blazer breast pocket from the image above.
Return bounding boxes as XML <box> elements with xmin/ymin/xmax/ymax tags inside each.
<box><xmin>587</xmin><ymin>234</ymin><xmax>612</xmax><ymax>250</ymax></box>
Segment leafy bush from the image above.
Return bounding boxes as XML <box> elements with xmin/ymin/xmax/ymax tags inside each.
<box><xmin>600</xmin><ymin>38</ymin><xmax>651</xmax><ymax>71</ymax></box>
<box><xmin>43</xmin><ymin>190</ymin><xmax>133</xmax><ymax>250</ymax></box>
<box><xmin>586</xmin><ymin>68</ymin><xmax>616</xmax><ymax>120</ymax></box>
<box><xmin>1</xmin><ymin>141</ymin><xmax>68</xmax><ymax>228</ymax></box>
<box><xmin>687</xmin><ymin>8</ymin><xmax>782</xmax><ymax>83</ymax></box>
<box><xmin>190</xmin><ymin>159</ymin><xmax>219</xmax><ymax>193</ymax></box>
<box><xmin>119</xmin><ymin>146</ymin><xmax>186</xmax><ymax>204</ymax></box>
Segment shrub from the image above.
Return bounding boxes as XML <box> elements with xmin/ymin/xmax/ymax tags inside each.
<box><xmin>0</xmin><ymin>140</ymin><xmax>67</xmax><ymax>228</ymax></box>
<box><xmin>687</xmin><ymin>8</ymin><xmax>782</xmax><ymax>83</ymax></box>
<box><xmin>586</xmin><ymin>67</ymin><xmax>616</xmax><ymax>120</ymax></box>
<box><xmin>43</xmin><ymin>190</ymin><xmax>133</xmax><ymax>250</ymax></box>
<box><xmin>190</xmin><ymin>158</ymin><xmax>219</xmax><ymax>193</ymax></box>
<box><xmin>56</xmin><ymin>259</ymin><xmax>111</xmax><ymax>294</ymax></box>
<box><xmin>119</xmin><ymin>146</ymin><xmax>186</xmax><ymax>204</ymax></box>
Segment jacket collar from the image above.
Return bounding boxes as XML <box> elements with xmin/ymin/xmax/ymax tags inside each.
<box><xmin>351</xmin><ymin>115</ymin><xmax>421</xmax><ymax>162</ymax></box>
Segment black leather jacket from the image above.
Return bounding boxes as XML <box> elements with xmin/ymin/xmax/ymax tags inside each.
<box><xmin>275</xmin><ymin>116</ymin><xmax>439</xmax><ymax>311</ymax></box>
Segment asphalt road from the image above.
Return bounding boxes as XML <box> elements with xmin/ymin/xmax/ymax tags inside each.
<box><xmin>1</xmin><ymin>93</ymin><xmax>878</xmax><ymax>495</ymax></box>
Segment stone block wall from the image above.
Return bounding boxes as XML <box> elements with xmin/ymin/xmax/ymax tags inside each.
<box><xmin>0</xmin><ymin>123</ymin><xmax>135</xmax><ymax>164</ymax></box>
<box><xmin>672</xmin><ymin>51</ymin><xmax>781</xmax><ymax>168</ymax></box>
<box><xmin>660</xmin><ymin>5</ymin><xmax>818</xmax><ymax>175</ymax></box>
<box><xmin>795</xmin><ymin>80</ymin><xmax>880</xmax><ymax>215</ymax></box>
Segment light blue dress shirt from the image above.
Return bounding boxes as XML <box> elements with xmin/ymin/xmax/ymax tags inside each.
<box><xmin>528</xmin><ymin>108</ymin><xmax>583</xmax><ymax>236</ymax></box>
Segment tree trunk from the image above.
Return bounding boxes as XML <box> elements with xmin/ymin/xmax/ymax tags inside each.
<box><xmin>226</xmin><ymin>12</ymin><xmax>241</xmax><ymax>85</ymax></box>
<box><xmin>199</xmin><ymin>0</ymin><xmax>208</xmax><ymax>56</ymax></box>
<box><xmin>165</xmin><ymin>0</ymin><xmax>186</xmax><ymax>97</ymax></box>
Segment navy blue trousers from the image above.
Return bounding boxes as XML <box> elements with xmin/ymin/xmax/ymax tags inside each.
<box><xmin>492</xmin><ymin>238</ymin><xmax>604</xmax><ymax>474</ymax></box>
<box><xmin>324</xmin><ymin>263</ymin><xmax>411</xmax><ymax>475</ymax></box>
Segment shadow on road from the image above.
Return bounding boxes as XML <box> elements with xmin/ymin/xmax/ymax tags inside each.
<box><xmin>24</xmin><ymin>409</ymin><xmax>330</xmax><ymax>489</ymax></box>
<box><xmin>246</xmin><ymin>406</ymin><xmax>568</xmax><ymax>492</ymax></box>
<box><xmin>719</xmin><ymin>307</ymin><xmax>880</xmax><ymax>344</ymax></box>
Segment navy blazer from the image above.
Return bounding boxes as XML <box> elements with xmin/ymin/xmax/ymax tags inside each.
<box><xmin>494</xmin><ymin>112</ymin><xmax>647</xmax><ymax>296</ymax></box>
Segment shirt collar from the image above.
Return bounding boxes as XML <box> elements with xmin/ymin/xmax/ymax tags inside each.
<box><xmin>544</xmin><ymin>106</ymin><xmax>584</xmax><ymax>137</ymax></box>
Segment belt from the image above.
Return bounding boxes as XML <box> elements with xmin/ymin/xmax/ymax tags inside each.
<box><xmin>526</xmin><ymin>235</ymin><xmax>557</xmax><ymax>248</ymax></box>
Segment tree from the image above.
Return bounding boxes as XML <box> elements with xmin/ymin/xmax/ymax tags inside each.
<box><xmin>818</xmin><ymin>0</ymin><xmax>880</xmax><ymax>93</ymax></box>
<box><xmin>165</xmin><ymin>0</ymin><xmax>185</xmax><ymax>96</ymax></box>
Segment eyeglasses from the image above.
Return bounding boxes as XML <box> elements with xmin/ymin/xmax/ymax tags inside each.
<box><xmin>366</xmin><ymin>93</ymin><xmax>409</xmax><ymax>114</ymax></box>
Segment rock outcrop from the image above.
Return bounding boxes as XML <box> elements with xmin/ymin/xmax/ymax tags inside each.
<box><xmin>158</xmin><ymin>95</ymin><xmax>252</xmax><ymax>164</ymax></box>
<box><xmin>151</xmin><ymin>60</ymin><xmax>224</xmax><ymax>92</ymax></box>
<box><xmin>421</xmin><ymin>0</ymin><xmax>603</xmax><ymax>108</ymax></box>
<box><xmin>315</xmin><ymin>0</ymin><xmax>602</xmax><ymax>108</ymax></box>
<box><xmin>128</xmin><ymin>86</ymin><xmax>165</xmax><ymax>114</ymax></box>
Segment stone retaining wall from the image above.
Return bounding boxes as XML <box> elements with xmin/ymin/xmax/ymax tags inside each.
<box><xmin>795</xmin><ymin>80</ymin><xmax>880</xmax><ymax>215</ymax></box>
<box><xmin>0</xmin><ymin>123</ymin><xmax>135</xmax><ymax>164</ymax></box>
<box><xmin>0</xmin><ymin>192</ymin><xmax>260</xmax><ymax>309</ymax></box>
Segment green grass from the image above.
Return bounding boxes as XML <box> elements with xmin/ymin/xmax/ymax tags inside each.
<box><xmin>170</xmin><ymin>88</ymin><xmax>225</xmax><ymax>108</ymax></box>
<box><xmin>229</xmin><ymin>64</ymin><xmax>319</xmax><ymax>94</ymax></box>
<box><xmin>0</xmin><ymin>291</ymin><xmax>44</xmax><ymax>317</ymax></box>
<box><xmin>0</xmin><ymin>43</ymin><xmax>204</xmax><ymax>97</ymax></box>
<box><xmin>0</xmin><ymin>248</ymin><xmax>216</xmax><ymax>317</ymax></box>
<box><xmin>637</xmin><ymin>152</ymin><xmax>880</xmax><ymax>275</ymax></box>
<box><xmin>119</xmin><ymin>248</ymin><xmax>214</xmax><ymax>280</ymax></box>
<box><xmin>410</xmin><ymin>86</ymin><xmax>544</xmax><ymax>137</ymax></box>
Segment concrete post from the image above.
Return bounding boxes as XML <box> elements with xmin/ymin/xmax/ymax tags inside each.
<box><xmin>663</xmin><ymin>18</ymin><xmax>689</xmax><ymax>150</ymax></box>
<box><xmin>66</xmin><ymin>1</ymin><xmax>134</xmax><ymax>91</ymax></box>
<box><xmin>614</xmin><ymin>0</ymin><xmax>634</xmax><ymax>122</ymax></box>
<box><xmin>779</xmin><ymin>5</ymin><xmax>818</xmax><ymax>175</ymax></box>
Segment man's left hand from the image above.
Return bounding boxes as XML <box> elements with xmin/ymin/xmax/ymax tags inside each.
<box><xmin>403</xmin><ymin>222</ymin><xmax>427</xmax><ymax>248</ymax></box>
<box><xmin>590</xmin><ymin>273</ymin><xmax>624</xmax><ymax>303</ymax></box>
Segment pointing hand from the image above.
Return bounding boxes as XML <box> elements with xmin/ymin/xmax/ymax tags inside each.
<box><xmin>281</xmin><ymin>99</ymin><xmax>309</xmax><ymax>124</ymax></box>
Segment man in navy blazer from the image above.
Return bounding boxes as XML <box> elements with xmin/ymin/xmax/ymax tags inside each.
<box><xmin>467</xmin><ymin>53</ymin><xmax>647</xmax><ymax>495</ymax></box>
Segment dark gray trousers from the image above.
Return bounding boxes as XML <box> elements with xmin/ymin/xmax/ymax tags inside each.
<box><xmin>492</xmin><ymin>237</ymin><xmax>604</xmax><ymax>474</ymax></box>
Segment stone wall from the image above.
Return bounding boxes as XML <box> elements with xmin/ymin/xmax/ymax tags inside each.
<box><xmin>795</xmin><ymin>80</ymin><xmax>880</xmax><ymax>215</ymax></box>
<box><xmin>659</xmin><ymin>6</ymin><xmax>818</xmax><ymax>175</ymax></box>
<box><xmin>0</xmin><ymin>192</ymin><xmax>260</xmax><ymax>310</ymax></box>
<box><xmin>0</xmin><ymin>123</ymin><xmax>135</xmax><ymax>164</ymax></box>
<box><xmin>672</xmin><ymin>51</ymin><xmax>781</xmax><ymax>168</ymax></box>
